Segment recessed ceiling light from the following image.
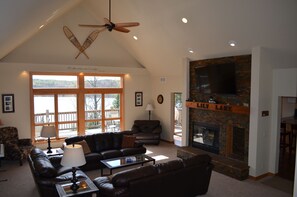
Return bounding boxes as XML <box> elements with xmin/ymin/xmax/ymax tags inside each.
<box><xmin>133</xmin><ymin>36</ymin><xmax>138</xmax><ymax>40</ymax></box>
<box><xmin>188</xmin><ymin>48</ymin><xmax>194</xmax><ymax>53</ymax></box>
<box><xmin>39</xmin><ymin>24</ymin><xmax>44</xmax><ymax>29</ymax></box>
<box><xmin>182</xmin><ymin>18</ymin><xmax>188</xmax><ymax>24</ymax></box>
<box><xmin>228</xmin><ymin>40</ymin><xmax>236</xmax><ymax>47</ymax></box>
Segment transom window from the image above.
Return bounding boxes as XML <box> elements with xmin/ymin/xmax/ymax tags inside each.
<box><xmin>30</xmin><ymin>73</ymin><xmax>124</xmax><ymax>142</ymax></box>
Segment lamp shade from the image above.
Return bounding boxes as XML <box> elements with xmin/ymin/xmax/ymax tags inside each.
<box><xmin>61</xmin><ymin>144</ymin><xmax>86</xmax><ymax>167</ymax></box>
<box><xmin>146</xmin><ymin>104</ymin><xmax>154</xmax><ymax>111</ymax></box>
<box><xmin>40</xmin><ymin>125</ymin><xmax>56</xmax><ymax>138</ymax></box>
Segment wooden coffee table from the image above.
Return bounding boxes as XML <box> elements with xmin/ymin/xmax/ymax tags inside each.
<box><xmin>100</xmin><ymin>154</ymin><xmax>155</xmax><ymax>176</ymax></box>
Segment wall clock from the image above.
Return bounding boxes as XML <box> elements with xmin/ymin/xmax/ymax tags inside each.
<box><xmin>157</xmin><ymin>94</ymin><xmax>164</xmax><ymax>104</ymax></box>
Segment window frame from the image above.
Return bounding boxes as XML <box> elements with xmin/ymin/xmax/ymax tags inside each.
<box><xmin>30</xmin><ymin>72</ymin><xmax>125</xmax><ymax>143</ymax></box>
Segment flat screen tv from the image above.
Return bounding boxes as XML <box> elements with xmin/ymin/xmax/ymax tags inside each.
<box><xmin>195</xmin><ymin>63</ymin><xmax>237</xmax><ymax>95</ymax></box>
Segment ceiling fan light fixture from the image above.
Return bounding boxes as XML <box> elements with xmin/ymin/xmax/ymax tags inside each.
<box><xmin>182</xmin><ymin>18</ymin><xmax>188</xmax><ymax>24</ymax></box>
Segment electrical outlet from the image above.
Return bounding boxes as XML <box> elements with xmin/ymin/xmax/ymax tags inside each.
<box><xmin>262</xmin><ymin>111</ymin><xmax>269</xmax><ymax>117</ymax></box>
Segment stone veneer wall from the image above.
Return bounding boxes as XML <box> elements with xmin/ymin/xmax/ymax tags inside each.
<box><xmin>189</xmin><ymin>55</ymin><xmax>251</xmax><ymax>163</ymax></box>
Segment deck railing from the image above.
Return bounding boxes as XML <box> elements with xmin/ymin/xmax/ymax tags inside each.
<box><xmin>34</xmin><ymin>109</ymin><xmax>120</xmax><ymax>131</ymax></box>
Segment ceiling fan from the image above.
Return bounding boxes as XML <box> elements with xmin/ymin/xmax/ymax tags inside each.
<box><xmin>79</xmin><ymin>0</ymin><xmax>139</xmax><ymax>33</ymax></box>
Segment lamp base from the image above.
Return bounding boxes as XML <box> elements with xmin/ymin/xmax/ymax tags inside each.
<box><xmin>47</xmin><ymin>137</ymin><xmax>52</xmax><ymax>153</ymax></box>
<box><xmin>70</xmin><ymin>167</ymin><xmax>79</xmax><ymax>193</ymax></box>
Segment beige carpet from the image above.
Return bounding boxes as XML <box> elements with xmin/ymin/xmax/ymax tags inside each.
<box><xmin>0</xmin><ymin>141</ymin><xmax>293</xmax><ymax>197</ymax></box>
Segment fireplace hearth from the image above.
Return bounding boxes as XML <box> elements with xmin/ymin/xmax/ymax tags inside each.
<box><xmin>192</xmin><ymin>122</ymin><xmax>219</xmax><ymax>154</ymax></box>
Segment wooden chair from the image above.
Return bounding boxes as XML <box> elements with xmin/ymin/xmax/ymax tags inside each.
<box><xmin>280</xmin><ymin>123</ymin><xmax>290</xmax><ymax>152</ymax></box>
<box><xmin>290</xmin><ymin>124</ymin><xmax>297</xmax><ymax>153</ymax></box>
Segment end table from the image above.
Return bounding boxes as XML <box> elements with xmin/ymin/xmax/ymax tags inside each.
<box><xmin>55</xmin><ymin>176</ymin><xmax>99</xmax><ymax>197</ymax></box>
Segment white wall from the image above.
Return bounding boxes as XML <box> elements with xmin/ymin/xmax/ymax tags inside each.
<box><xmin>151</xmin><ymin>75</ymin><xmax>184</xmax><ymax>142</ymax></box>
<box><xmin>249</xmin><ymin>47</ymin><xmax>274</xmax><ymax>177</ymax></box>
<box><xmin>0</xmin><ymin>62</ymin><xmax>151</xmax><ymax>140</ymax></box>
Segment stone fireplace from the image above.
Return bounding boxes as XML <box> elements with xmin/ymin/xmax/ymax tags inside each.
<box><xmin>192</xmin><ymin>122</ymin><xmax>220</xmax><ymax>154</ymax></box>
<box><xmin>187</xmin><ymin>55</ymin><xmax>251</xmax><ymax>164</ymax></box>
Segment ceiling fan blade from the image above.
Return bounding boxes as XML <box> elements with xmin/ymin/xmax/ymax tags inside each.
<box><xmin>114</xmin><ymin>26</ymin><xmax>130</xmax><ymax>33</ymax></box>
<box><xmin>104</xmin><ymin>18</ymin><xmax>112</xmax><ymax>25</ymax></box>
<box><xmin>79</xmin><ymin>24</ymin><xmax>106</xmax><ymax>28</ymax></box>
<box><xmin>115</xmin><ymin>22</ymin><xmax>140</xmax><ymax>28</ymax></box>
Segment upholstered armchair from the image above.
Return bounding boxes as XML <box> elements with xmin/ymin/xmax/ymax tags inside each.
<box><xmin>123</xmin><ymin>120</ymin><xmax>162</xmax><ymax>145</ymax></box>
<box><xmin>0</xmin><ymin>126</ymin><xmax>34</xmax><ymax>165</ymax></box>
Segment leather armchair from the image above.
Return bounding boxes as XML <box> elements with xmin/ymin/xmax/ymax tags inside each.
<box><xmin>124</xmin><ymin>120</ymin><xmax>162</xmax><ymax>145</ymax></box>
<box><xmin>0</xmin><ymin>126</ymin><xmax>34</xmax><ymax>165</ymax></box>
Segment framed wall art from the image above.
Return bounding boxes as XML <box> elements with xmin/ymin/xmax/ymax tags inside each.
<box><xmin>135</xmin><ymin>92</ymin><xmax>143</xmax><ymax>107</ymax></box>
<box><xmin>2</xmin><ymin>94</ymin><xmax>15</xmax><ymax>113</ymax></box>
<box><xmin>157</xmin><ymin>94</ymin><xmax>164</xmax><ymax>104</ymax></box>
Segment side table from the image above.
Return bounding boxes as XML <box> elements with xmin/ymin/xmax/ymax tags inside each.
<box><xmin>0</xmin><ymin>144</ymin><xmax>4</xmax><ymax>167</ymax></box>
<box><xmin>55</xmin><ymin>176</ymin><xmax>99</xmax><ymax>197</ymax></box>
<box><xmin>0</xmin><ymin>143</ymin><xmax>8</xmax><ymax>182</ymax></box>
<box><xmin>43</xmin><ymin>148</ymin><xmax>64</xmax><ymax>157</ymax></box>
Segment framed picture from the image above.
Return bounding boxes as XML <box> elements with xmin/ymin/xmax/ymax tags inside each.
<box><xmin>135</xmin><ymin>92</ymin><xmax>143</xmax><ymax>107</ymax></box>
<box><xmin>2</xmin><ymin>94</ymin><xmax>15</xmax><ymax>113</ymax></box>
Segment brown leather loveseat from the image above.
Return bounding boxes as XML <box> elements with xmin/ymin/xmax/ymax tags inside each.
<box><xmin>124</xmin><ymin>120</ymin><xmax>162</xmax><ymax>145</ymax></box>
<box><xmin>93</xmin><ymin>154</ymin><xmax>213</xmax><ymax>197</ymax></box>
<box><xmin>28</xmin><ymin>148</ymin><xmax>88</xmax><ymax>197</ymax></box>
<box><xmin>64</xmin><ymin>132</ymin><xmax>147</xmax><ymax>171</ymax></box>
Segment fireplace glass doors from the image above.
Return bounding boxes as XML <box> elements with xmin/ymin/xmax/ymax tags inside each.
<box><xmin>192</xmin><ymin>122</ymin><xmax>219</xmax><ymax>154</ymax></box>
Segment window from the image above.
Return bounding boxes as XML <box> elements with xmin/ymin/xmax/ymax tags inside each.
<box><xmin>31</xmin><ymin>73</ymin><xmax>124</xmax><ymax>142</ymax></box>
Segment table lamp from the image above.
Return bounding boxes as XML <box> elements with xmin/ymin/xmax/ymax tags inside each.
<box><xmin>61</xmin><ymin>144</ymin><xmax>86</xmax><ymax>193</ymax></box>
<box><xmin>40</xmin><ymin>125</ymin><xmax>56</xmax><ymax>153</ymax></box>
<box><xmin>145</xmin><ymin>104</ymin><xmax>154</xmax><ymax>120</ymax></box>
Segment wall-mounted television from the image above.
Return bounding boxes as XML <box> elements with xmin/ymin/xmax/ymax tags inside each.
<box><xmin>195</xmin><ymin>63</ymin><xmax>237</xmax><ymax>95</ymax></box>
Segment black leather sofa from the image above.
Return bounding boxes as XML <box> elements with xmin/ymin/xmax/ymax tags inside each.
<box><xmin>124</xmin><ymin>120</ymin><xmax>162</xmax><ymax>145</ymax></box>
<box><xmin>93</xmin><ymin>154</ymin><xmax>213</xmax><ymax>197</ymax></box>
<box><xmin>28</xmin><ymin>148</ymin><xmax>88</xmax><ymax>197</ymax></box>
<box><xmin>64</xmin><ymin>132</ymin><xmax>147</xmax><ymax>171</ymax></box>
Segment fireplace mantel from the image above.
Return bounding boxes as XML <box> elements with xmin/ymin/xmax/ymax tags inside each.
<box><xmin>186</xmin><ymin>101</ymin><xmax>249</xmax><ymax>115</ymax></box>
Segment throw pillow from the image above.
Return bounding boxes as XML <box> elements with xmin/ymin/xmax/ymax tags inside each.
<box><xmin>121</xmin><ymin>135</ymin><xmax>136</xmax><ymax>148</ymax></box>
<box><xmin>75</xmin><ymin>140</ymin><xmax>91</xmax><ymax>154</ymax></box>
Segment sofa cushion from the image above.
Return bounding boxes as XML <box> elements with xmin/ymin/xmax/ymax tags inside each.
<box><xmin>30</xmin><ymin>147</ymin><xmax>47</xmax><ymax>161</ymax></box>
<box><xmin>65</xmin><ymin>136</ymin><xmax>85</xmax><ymax>145</ymax></box>
<box><xmin>34</xmin><ymin>157</ymin><xmax>57</xmax><ymax>178</ymax></box>
<box><xmin>154</xmin><ymin>159</ymin><xmax>183</xmax><ymax>174</ymax></box>
<box><xmin>75</xmin><ymin>140</ymin><xmax>91</xmax><ymax>154</ymax></box>
<box><xmin>112</xmin><ymin>132</ymin><xmax>123</xmax><ymax>149</ymax></box>
<box><xmin>94</xmin><ymin>133</ymin><xmax>114</xmax><ymax>152</ymax></box>
<box><xmin>121</xmin><ymin>135</ymin><xmax>136</xmax><ymax>148</ymax></box>
<box><xmin>100</xmin><ymin>150</ymin><xmax>122</xmax><ymax>159</ymax></box>
<box><xmin>120</xmin><ymin>147</ymin><xmax>146</xmax><ymax>156</ymax></box>
<box><xmin>111</xmin><ymin>165</ymin><xmax>157</xmax><ymax>187</ymax></box>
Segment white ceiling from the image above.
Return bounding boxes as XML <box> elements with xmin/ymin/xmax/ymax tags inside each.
<box><xmin>1</xmin><ymin>0</ymin><xmax>297</xmax><ymax>76</ymax></box>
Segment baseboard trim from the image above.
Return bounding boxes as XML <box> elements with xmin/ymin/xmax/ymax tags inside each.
<box><xmin>160</xmin><ymin>139</ymin><xmax>174</xmax><ymax>144</ymax></box>
<box><xmin>249</xmin><ymin>172</ymin><xmax>275</xmax><ymax>181</ymax></box>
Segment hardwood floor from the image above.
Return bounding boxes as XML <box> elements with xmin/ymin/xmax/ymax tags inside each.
<box><xmin>278</xmin><ymin>149</ymin><xmax>295</xmax><ymax>181</ymax></box>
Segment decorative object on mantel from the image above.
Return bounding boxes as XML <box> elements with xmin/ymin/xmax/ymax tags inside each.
<box><xmin>63</xmin><ymin>26</ymin><xmax>101</xmax><ymax>59</ymax></box>
<box><xmin>145</xmin><ymin>104</ymin><xmax>154</xmax><ymax>120</ymax></box>
<box><xmin>2</xmin><ymin>94</ymin><xmax>15</xmax><ymax>113</ymax></box>
<box><xmin>79</xmin><ymin>0</ymin><xmax>139</xmax><ymax>33</ymax></box>
<box><xmin>157</xmin><ymin>94</ymin><xmax>164</xmax><ymax>104</ymax></box>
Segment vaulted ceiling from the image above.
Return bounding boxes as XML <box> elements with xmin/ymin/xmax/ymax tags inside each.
<box><xmin>1</xmin><ymin>0</ymin><xmax>297</xmax><ymax>76</ymax></box>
